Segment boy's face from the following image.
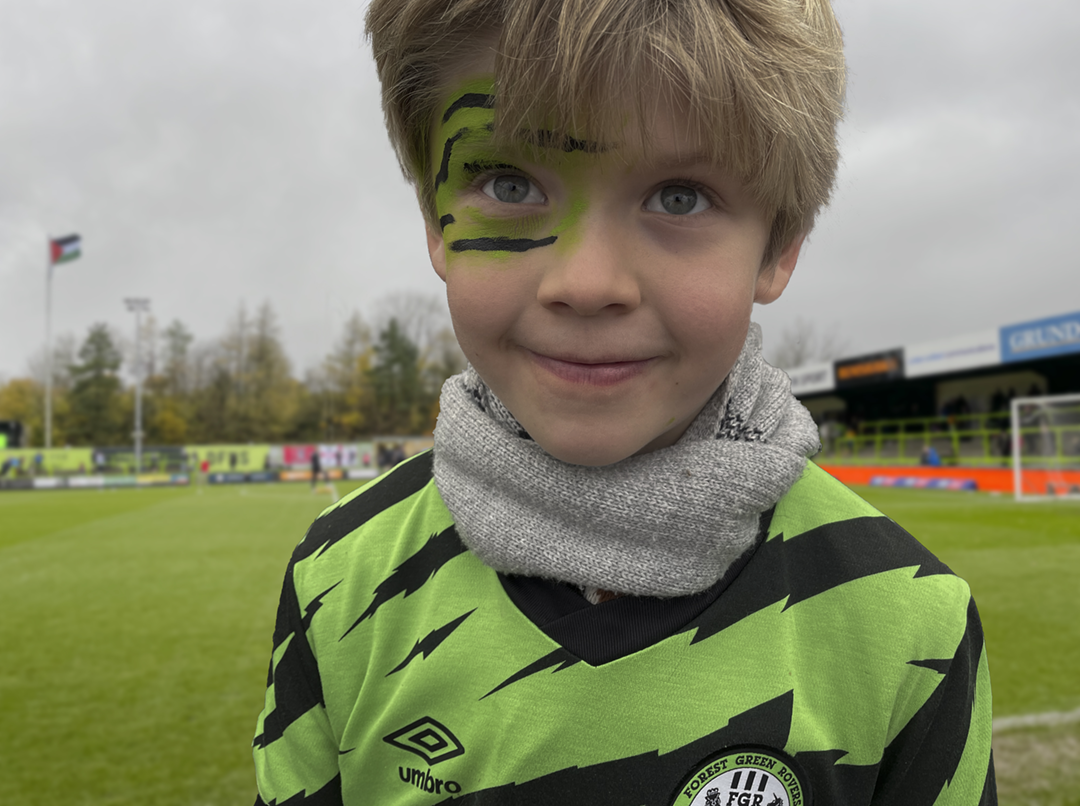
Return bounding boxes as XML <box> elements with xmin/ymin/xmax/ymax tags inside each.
<box><xmin>426</xmin><ymin>71</ymin><xmax>801</xmax><ymax>467</ymax></box>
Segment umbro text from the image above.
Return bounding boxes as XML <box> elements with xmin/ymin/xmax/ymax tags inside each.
<box><xmin>398</xmin><ymin>766</ymin><xmax>462</xmax><ymax>795</ymax></box>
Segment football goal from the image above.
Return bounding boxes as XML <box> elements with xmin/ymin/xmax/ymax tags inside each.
<box><xmin>1011</xmin><ymin>392</ymin><xmax>1080</xmax><ymax>501</ymax></box>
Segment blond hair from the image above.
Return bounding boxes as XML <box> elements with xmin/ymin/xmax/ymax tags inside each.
<box><xmin>366</xmin><ymin>0</ymin><xmax>845</xmax><ymax>267</ymax></box>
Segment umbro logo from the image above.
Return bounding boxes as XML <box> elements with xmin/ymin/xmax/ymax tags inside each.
<box><xmin>383</xmin><ymin>716</ymin><xmax>465</xmax><ymax>766</ymax></box>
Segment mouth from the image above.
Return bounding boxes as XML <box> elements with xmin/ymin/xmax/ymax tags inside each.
<box><xmin>527</xmin><ymin>350</ymin><xmax>655</xmax><ymax>387</ymax></box>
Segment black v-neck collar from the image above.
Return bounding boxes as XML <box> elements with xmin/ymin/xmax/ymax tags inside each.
<box><xmin>498</xmin><ymin>509</ymin><xmax>773</xmax><ymax>665</ymax></box>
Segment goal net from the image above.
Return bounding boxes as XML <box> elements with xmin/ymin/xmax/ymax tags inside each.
<box><xmin>1011</xmin><ymin>392</ymin><xmax>1080</xmax><ymax>501</ymax></box>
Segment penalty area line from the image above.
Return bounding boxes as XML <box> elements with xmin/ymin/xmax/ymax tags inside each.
<box><xmin>994</xmin><ymin>706</ymin><xmax>1080</xmax><ymax>733</ymax></box>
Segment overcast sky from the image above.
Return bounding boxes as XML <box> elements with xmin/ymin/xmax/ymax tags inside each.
<box><xmin>1</xmin><ymin>0</ymin><xmax>1077</xmax><ymax>382</ymax></box>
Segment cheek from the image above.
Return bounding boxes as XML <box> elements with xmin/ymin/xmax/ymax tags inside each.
<box><xmin>445</xmin><ymin>260</ymin><xmax>533</xmax><ymax>349</ymax></box>
<box><xmin>657</xmin><ymin>267</ymin><xmax>758</xmax><ymax>357</ymax></box>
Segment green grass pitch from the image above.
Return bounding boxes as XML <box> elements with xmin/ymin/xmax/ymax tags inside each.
<box><xmin>1</xmin><ymin>481</ymin><xmax>1077</xmax><ymax>805</ymax></box>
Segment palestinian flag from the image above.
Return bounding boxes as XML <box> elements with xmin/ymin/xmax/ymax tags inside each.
<box><xmin>50</xmin><ymin>234</ymin><xmax>81</xmax><ymax>264</ymax></box>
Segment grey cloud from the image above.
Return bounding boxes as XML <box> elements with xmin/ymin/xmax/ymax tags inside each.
<box><xmin>1</xmin><ymin>0</ymin><xmax>1077</xmax><ymax>380</ymax></box>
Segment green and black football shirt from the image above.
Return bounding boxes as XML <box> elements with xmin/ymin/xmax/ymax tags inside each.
<box><xmin>252</xmin><ymin>451</ymin><xmax>994</xmax><ymax>805</ymax></box>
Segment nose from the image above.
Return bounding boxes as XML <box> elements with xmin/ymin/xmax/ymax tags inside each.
<box><xmin>536</xmin><ymin>215</ymin><xmax>642</xmax><ymax>316</ymax></box>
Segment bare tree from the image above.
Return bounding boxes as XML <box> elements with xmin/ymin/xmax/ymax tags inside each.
<box><xmin>187</xmin><ymin>301</ymin><xmax>300</xmax><ymax>442</ymax></box>
<box><xmin>325</xmin><ymin>311</ymin><xmax>373</xmax><ymax>390</ymax></box>
<box><xmin>27</xmin><ymin>333</ymin><xmax>77</xmax><ymax>390</ymax></box>
<box><xmin>371</xmin><ymin>291</ymin><xmax>451</xmax><ymax>358</ymax></box>
<box><xmin>117</xmin><ymin>314</ymin><xmax>159</xmax><ymax>384</ymax></box>
<box><xmin>766</xmin><ymin>318</ymin><xmax>848</xmax><ymax>370</ymax></box>
<box><xmin>160</xmin><ymin>320</ymin><xmax>195</xmax><ymax>396</ymax></box>
<box><xmin>424</xmin><ymin>326</ymin><xmax>466</xmax><ymax>384</ymax></box>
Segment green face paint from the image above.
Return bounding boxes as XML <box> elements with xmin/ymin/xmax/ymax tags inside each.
<box><xmin>431</xmin><ymin>77</ymin><xmax>598</xmax><ymax>263</ymax></box>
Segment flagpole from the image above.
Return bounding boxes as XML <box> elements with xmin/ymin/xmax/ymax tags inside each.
<box><xmin>45</xmin><ymin>240</ymin><xmax>54</xmax><ymax>449</ymax></box>
<box><xmin>43</xmin><ymin>233</ymin><xmax>81</xmax><ymax>450</ymax></box>
<box><xmin>124</xmin><ymin>297</ymin><xmax>150</xmax><ymax>474</ymax></box>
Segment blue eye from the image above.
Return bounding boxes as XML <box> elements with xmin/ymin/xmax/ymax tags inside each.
<box><xmin>482</xmin><ymin>175</ymin><xmax>546</xmax><ymax>204</ymax></box>
<box><xmin>646</xmin><ymin>184</ymin><xmax>711</xmax><ymax>215</ymax></box>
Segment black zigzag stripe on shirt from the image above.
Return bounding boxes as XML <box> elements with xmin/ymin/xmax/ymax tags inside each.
<box><xmin>294</xmin><ymin>452</ymin><xmax>434</xmax><ymax>564</ymax></box>
<box><xmin>481</xmin><ymin>648</ymin><xmax>581</xmax><ymax>699</ymax></box>
<box><xmin>386</xmin><ymin>609</ymin><xmax>476</xmax><ymax>676</ymax></box>
<box><xmin>341</xmin><ymin>526</ymin><xmax>469</xmax><ymax>639</ymax></box>
<box><xmin>435</xmin><ymin>690</ymin><xmax>879</xmax><ymax>805</ymax></box>
<box><xmin>685</xmin><ymin>515</ymin><xmax>952</xmax><ymax>645</ymax></box>
<box><xmin>871</xmin><ymin>596</ymin><xmax>992</xmax><ymax>805</ymax></box>
<box><xmin>254</xmin><ymin>563</ymin><xmax>327</xmax><ymax>749</ymax></box>
<box><xmin>980</xmin><ymin>754</ymin><xmax>997</xmax><ymax>806</ymax></box>
<box><xmin>256</xmin><ymin>456</ymin><xmax>441</xmax><ymax>750</ymax></box>
<box><xmin>254</xmin><ymin>772</ymin><xmax>342</xmax><ymax>806</ymax></box>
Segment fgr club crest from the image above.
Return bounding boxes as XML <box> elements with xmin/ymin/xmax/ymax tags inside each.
<box><xmin>671</xmin><ymin>747</ymin><xmax>810</xmax><ymax>806</ymax></box>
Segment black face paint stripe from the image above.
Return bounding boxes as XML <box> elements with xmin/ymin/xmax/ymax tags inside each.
<box><xmin>441</xmin><ymin>93</ymin><xmax>495</xmax><ymax>124</ymax></box>
<box><xmin>450</xmin><ymin>236</ymin><xmax>558</xmax><ymax>253</ymax></box>
<box><xmin>439</xmin><ymin>214</ymin><xmax>455</xmax><ymax>231</ymax></box>
<box><xmin>527</xmin><ymin>130</ymin><xmax>605</xmax><ymax>153</ymax></box>
<box><xmin>434</xmin><ymin>129</ymin><xmax>466</xmax><ymax>190</ymax></box>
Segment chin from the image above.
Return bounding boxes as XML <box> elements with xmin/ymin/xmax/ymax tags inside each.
<box><xmin>532</xmin><ymin>432</ymin><xmax>642</xmax><ymax>468</ymax></box>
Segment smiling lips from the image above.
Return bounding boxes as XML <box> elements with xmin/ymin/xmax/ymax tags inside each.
<box><xmin>528</xmin><ymin>350</ymin><xmax>655</xmax><ymax>387</ymax></box>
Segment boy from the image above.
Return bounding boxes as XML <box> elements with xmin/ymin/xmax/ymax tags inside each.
<box><xmin>253</xmin><ymin>0</ymin><xmax>995</xmax><ymax>803</ymax></box>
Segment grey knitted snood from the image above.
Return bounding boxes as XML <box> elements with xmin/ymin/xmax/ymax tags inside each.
<box><xmin>432</xmin><ymin>324</ymin><xmax>820</xmax><ymax>598</ymax></box>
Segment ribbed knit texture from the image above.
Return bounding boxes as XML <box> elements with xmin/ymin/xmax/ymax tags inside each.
<box><xmin>433</xmin><ymin>324</ymin><xmax>820</xmax><ymax>598</ymax></box>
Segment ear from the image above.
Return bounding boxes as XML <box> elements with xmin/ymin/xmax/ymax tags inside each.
<box><xmin>426</xmin><ymin>221</ymin><xmax>447</xmax><ymax>282</ymax></box>
<box><xmin>754</xmin><ymin>233</ymin><xmax>804</xmax><ymax>305</ymax></box>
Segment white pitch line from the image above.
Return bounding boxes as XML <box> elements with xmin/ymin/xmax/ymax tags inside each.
<box><xmin>994</xmin><ymin>707</ymin><xmax>1080</xmax><ymax>732</ymax></box>
<box><xmin>235</xmin><ymin>491</ymin><xmax>315</xmax><ymax>501</ymax></box>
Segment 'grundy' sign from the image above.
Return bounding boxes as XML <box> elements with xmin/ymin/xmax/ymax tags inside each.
<box><xmin>1000</xmin><ymin>311</ymin><xmax>1080</xmax><ymax>363</ymax></box>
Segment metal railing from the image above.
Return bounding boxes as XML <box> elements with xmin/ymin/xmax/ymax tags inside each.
<box><xmin>818</xmin><ymin>407</ymin><xmax>1080</xmax><ymax>467</ymax></box>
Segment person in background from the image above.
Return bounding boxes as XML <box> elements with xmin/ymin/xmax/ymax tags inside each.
<box><xmin>310</xmin><ymin>449</ymin><xmax>322</xmax><ymax>490</ymax></box>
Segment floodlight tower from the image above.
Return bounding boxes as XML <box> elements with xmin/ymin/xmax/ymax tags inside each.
<box><xmin>124</xmin><ymin>297</ymin><xmax>151</xmax><ymax>474</ymax></box>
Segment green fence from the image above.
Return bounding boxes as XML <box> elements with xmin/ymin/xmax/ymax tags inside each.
<box><xmin>0</xmin><ymin>447</ymin><xmax>94</xmax><ymax>476</ymax></box>
<box><xmin>819</xmin><ymin>407</ymin><xmax>1080</xmax><ymax>467</ymax></box>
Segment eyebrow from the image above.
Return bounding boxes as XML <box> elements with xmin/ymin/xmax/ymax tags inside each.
<box><xmin>662</xmin><ymin>152</ymin><xmax>714</xmax><ymax>165</ymax></box>
<box><xmin>523</xmin><ymin>130</ymin><xmax>606</xmax><ymax>153</ymax></box>
<box><xmin>636</xmin><ymin>152</ymin><xmax>729</xmax><ymax>173</ymax></box>
<box><xmin>462</xmin><ymin>160</ymin><xmax>518</xmax><ymax>176</ymax></box>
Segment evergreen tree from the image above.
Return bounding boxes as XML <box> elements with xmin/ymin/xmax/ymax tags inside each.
<box><xmin>367</xmin><ymin>318</ymin><xmax>424</xmax><ymax>434</ymax></box>
<box><xmin>67</xmin><ymin>324</ymin><xmax>125</xmax><ymax>445</ymax></box>
<box><xmin>161</xmin><ymin>320</ymin><xmax>194</xmax><ymax>396</ymax></box>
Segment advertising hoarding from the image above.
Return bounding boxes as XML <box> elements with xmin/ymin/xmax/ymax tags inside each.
<box><xmin>68</xmin><ymin>476</ymin><xmax>105</xmax><ymax>488</ymax></box>
<box><xmin>184</xmin><ymin>445</ymin><xmax>270</xmax><ymax>473</ymax></box>
<box><xmin>904</xmin><ymin>329</ymin><xmax>1001</xmax><ymax>378</ymax></box>
<box><xmin>1000</xmin><ymin>311</ymin><xmax>1080</xmax><ymax>363</ymax></box>
<box><xmin>786</xmin><ymin>361</ymin><xmax>834</xmax><ymax>397</ymax></box>
<box><xmin>282</xmin><ymin>443</ymin><xmax>371</xmax><ymax>469</ymax></box>
<box><xmin>834</xmin><ymin>349</ymin><xmax>905</xmax><ymax>388</ymax></box>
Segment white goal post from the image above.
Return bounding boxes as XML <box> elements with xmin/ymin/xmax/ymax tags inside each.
<box><xmin>1011</xmin><ymin>392</ymin><xmax>1080</xmax><ymax>501</ymax></box>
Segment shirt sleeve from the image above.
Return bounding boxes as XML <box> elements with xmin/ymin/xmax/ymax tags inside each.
<box><xmin>873</xmin><ymin>595</ymin><xmax>996</xmax><ymax>805</ymax></box>
<box><xmin>252</xmin><ymin>559</ymin><xmax>343</xmax><ymax>806</ymax></box>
